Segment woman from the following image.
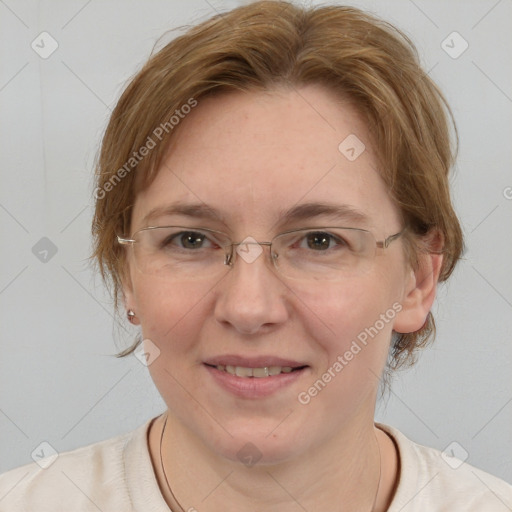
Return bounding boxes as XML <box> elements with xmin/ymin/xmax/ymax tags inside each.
<box><xmin>1</xmin><ymin>1</ymin><xmax>510</xmax><ymax>510</ymax></box>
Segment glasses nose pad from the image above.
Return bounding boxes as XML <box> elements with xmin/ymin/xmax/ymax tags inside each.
<box><xmin>222</xmin><ymin>242</ymin><xmax>276</xmax><ymax>269</ymax></box>
<box><xmin>223</xmin><ymin>250</ymin><xmax>233</xmax><ymax>266</ymax></box>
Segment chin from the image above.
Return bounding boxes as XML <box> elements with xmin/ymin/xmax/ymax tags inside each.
<box><xmin>199</xmin><ymin>419</ymin><xmax>310</xmax><ymax>467</ymax></box>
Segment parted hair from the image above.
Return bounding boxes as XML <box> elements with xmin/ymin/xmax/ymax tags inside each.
<box><xmin>91</xmin><ymin>1</ymin><xmax>464</xmax><ymax>369</ymax></box>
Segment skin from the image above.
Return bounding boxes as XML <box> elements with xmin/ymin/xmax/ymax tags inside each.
<box><xmin>122</xmin><ymin>84</ymin><xmax>443</xmax><ymax>511</ymax></box>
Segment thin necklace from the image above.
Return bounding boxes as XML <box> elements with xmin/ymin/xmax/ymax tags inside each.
<box><xmin>159</xmin><ymin>412</ymin><xmax>382</xmax><ymax>511</ymax></box>
<box><xmin>159</xmin><ymin>413</ymin><xmax>185</xmax><ymax>512</ymax></box>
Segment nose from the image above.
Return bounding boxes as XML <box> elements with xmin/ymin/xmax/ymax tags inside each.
<box><xmin>213</xmin><ymin>243</ymin><xmax>289</xmax><ymax>335</ymax></box>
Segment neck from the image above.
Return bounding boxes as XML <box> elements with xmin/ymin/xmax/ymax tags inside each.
<box><xmin>148</xmin><ymin>412</ymin><xmax>398</xmax><ymax>512</ymax></box>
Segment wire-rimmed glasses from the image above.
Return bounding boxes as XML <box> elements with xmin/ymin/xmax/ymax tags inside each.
<box><xmin>117</xmin><ymin>225</ymin><xmax>405</xmax><ymax>282</ymax></box>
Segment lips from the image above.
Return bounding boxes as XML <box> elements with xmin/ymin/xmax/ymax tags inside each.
<box><xmin>203</xmin><ymin>355</ymin><xmax>309</xmax><ymax>398</ymax></box>
<box><xmin>203</xmin><ymin>356</ymin><xmax>307</xmax><ymax>378</ymax></box>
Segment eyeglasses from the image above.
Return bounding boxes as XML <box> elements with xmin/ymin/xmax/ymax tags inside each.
<box><xmin>117</xmin><ymin>225</ymin><xmax>405</xmax><ymax>282</ymax></box>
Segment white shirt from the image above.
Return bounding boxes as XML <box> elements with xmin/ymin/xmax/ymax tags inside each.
<box><xmin>1</xmin><ymin>417</ymin><xmax>511</xmax><ymax>511</ymax></box>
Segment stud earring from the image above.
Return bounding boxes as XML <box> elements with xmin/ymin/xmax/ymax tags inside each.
<box><xmin>127</xmin><ymin>310</ymin><xmax>136</xmax><ymax>323</ymax></box>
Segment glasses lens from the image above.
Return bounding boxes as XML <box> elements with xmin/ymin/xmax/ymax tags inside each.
<box><xmin>272</xmin><ymin>228</ymin><xmax>375</xmax><ymax>281</ymax></box>
<box><xmin>132</xmin><ymin>226</ymin><xmax>231</xmax><ymax>280</ymax></box>
<box><xmin>127</xmin><ymin>226</ymin><xmax>378</xmax><ymax>282</ymax></box>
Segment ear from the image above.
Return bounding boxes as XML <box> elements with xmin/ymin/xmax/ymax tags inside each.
<box><xmin>393</xmin><ymin>232</ymin><xmax>444</xmax><ymax>334</ymax></box>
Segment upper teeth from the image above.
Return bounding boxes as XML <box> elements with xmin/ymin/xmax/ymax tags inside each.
<box><xmin>216</xmin><ymin>365</ymin><xmax>294</xmax><ymax>377</ymax></box>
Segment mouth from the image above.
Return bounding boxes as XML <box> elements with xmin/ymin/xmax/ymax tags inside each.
<box><xmin>202</xmin><ymin>356</ymin><xmax>310</xmax><ymax>398</ymax></box>
<box><xmin>204</xmin><ymin>363</ymin><xmax>307</xmax><ymax>378</ymax></box>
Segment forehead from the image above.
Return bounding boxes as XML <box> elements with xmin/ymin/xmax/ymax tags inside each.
<box><xmin>132</xmin><ymin>85</ymin><xmax>401</xmax><ymax>232</ymax></box>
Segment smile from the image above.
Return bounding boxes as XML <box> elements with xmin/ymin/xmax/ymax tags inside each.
<box><xmin>208</xmin><ymin>364</ymin><xmax>304</xmax><ymax>378</ymax></box>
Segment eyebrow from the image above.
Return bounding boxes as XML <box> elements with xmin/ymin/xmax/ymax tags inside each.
<box><xmin>276</xmin><ymin>202</ymin><xmax>370</xmax><ymax>228</ymax></box>
<box><xmin>142</xmin><ymin>201</ymin><xmax>370</xmax><ymax>228</ymax></box>
<box><xmin>142</xmin><ymin>202</ymin><xmax>226</xmax><ymax>225</ymax></box>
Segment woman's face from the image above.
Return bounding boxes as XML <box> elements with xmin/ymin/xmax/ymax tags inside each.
<box><xmin>124</xmin><ymin>85</ymin><xmax>421</xmax><ymax>463</ymax></box>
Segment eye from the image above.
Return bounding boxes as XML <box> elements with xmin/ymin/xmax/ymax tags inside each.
<box><xmin>161</xmin><ymin>230</ymin><xmax>215</xmax><ymax>250</ymax></box>
<box><xmin>300</xmin><ymin>231</ymin><xmax>348</xmax><ymax>251</ymax></box>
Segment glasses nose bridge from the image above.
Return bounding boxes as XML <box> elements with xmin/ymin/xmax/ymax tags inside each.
<box><xmin>224</xmin><ymin>239</ymin><xmax>275</xmax><ymax>268</ymax></box>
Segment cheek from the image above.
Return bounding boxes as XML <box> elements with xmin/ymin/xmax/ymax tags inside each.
<box><xmin>291</xmin><ymin>280</ymin><xmax>399</xmax><ymax>432</ymax></box>
<box><xmin>133</xmin><ymin>277</ymin><xmax>209</xmax><ymax>357</ymax></box>
<box><xmin>315</xmin><ymin>273</ymin><xmax>397</xmax><ymax>329</ymax></box>
<box><xmin>308</xmin><ymin>273</ymin><xmax>400</xmax><ymax>370</ymax></box>
<box><xmin>133</xmin><ymin>279</ymin><xmax>213</xmax><ymax>410</ymax></box>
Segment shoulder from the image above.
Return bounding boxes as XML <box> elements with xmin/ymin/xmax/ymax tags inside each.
<box><xmin>0</xmin><ymin>418</ymin><xmax>156</xmax><ymax>512</ymax></box>
<box><xmin>379</xmin><ymin>424</ymin><xmax>512</xmax><ymax>512</ymax></box>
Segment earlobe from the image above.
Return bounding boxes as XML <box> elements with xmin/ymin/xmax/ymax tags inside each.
<box><xmin>393</xmin><ymin>237</ymin><xmax>444</xmax><ymax>334</ymax></box>
<box><xmin>121</xmin><ymin>267</ymin><xmax>140</xmax><ymax>325</ymax></box>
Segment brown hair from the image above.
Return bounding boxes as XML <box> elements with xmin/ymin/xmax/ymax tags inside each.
<box><xmin>91</xmin><ymin>1</ymin><xmax>464</xmax><ymax>369</ymax></box>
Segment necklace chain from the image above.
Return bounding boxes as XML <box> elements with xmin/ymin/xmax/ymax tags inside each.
<box><xmin>158</xmin><ymin>412</ymin><xmax>382</xmax><ymax>512</ymax></box>
<box><xmin>159</xmin><ymin>413</ymin><xmax>186</xmax><ymax>512</ymax></box>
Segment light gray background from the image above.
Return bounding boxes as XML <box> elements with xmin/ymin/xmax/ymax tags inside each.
<box><xmin>1</xmin><ymin>0</ymin><xmax>511</xmax><ymax>484</ymax></box>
